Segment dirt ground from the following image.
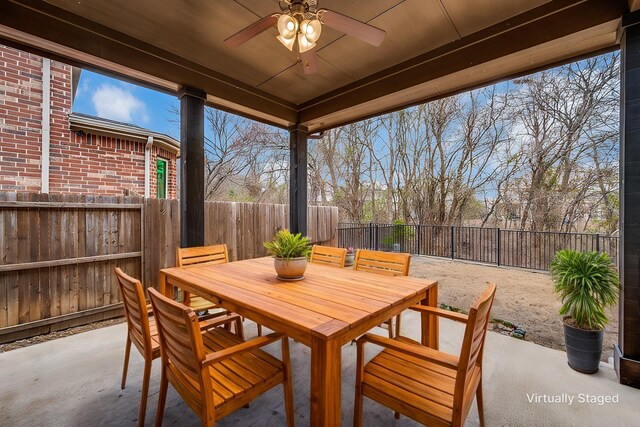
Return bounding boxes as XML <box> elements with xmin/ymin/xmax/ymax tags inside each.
<box><xmin>410</xmin><ymin>256</ymin><xmax>619</xmax><ymax>361</ymax></box>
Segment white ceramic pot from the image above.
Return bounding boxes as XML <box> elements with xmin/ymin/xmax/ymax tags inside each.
<box><xmin>274</xmin><ymin>257</ymin><xmax>307</xmax><ymax>279</ymax></box>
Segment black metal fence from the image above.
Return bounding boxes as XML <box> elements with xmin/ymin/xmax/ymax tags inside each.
<box><xmin>338</xmin><ymin>223</ymin><xmax>619</xmax><ymax>271</ymax></box>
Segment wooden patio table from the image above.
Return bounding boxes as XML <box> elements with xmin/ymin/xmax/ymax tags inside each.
<box><xmin>159</xmin><ymin>256</ymin><xmax>438</xmax><ymax>426</ymax></box>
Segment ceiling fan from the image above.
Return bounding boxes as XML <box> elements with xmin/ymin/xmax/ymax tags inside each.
<box><xmin>224</xmin><ymin>0</ymin><xmax>386</xmax><ymax>75</ymax></box>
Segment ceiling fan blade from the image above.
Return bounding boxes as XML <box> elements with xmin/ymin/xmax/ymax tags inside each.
<box><xmin>319</xmin><ymin>10</ymin><xmax>385</xmax><ymax>47</ymax></box>
<box><xmin>224</xmin><ymin>14</ymin><xmax>279</xmax><ymax>48</ymax></box>
<box><xmin>300</xmin><ymin>49</ymin><xmax>318</xmax><ymax>75</ymax></box>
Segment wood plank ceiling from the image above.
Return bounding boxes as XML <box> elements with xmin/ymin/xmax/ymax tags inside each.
<box><xmin>0</xmin><ymin>0</ymin><xmax>631</xmax><ymax>131</ymax></box>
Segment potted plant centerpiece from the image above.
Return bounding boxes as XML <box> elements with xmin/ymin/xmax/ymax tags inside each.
<box><xmin>344</xmin><ymin>247</ymin><xmax>355</xmax><ymax>266</ymax></box>
<box><xmin>551</xmin><ymin>250</ymin><xmax>619</xmax><ymax>374</ymax></box>
<box><xmin>264</xmin><ymin>229</ymin><xmax>312</xmax><ymax>281</ymax></box>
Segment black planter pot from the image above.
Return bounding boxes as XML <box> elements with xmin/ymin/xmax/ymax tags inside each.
<box><xmin>563</xmin><ymin>319</ymin><xmax>603</xmax><ymax>374</ymax></box>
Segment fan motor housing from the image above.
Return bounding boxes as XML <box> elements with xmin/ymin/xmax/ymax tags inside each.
<box><xmin>280</xmin><ymin>0</ymin><xmax>318</xmax><ymax>19</ymax></box>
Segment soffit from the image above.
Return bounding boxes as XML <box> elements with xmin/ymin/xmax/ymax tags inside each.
<box><xmin>42</xmin><ymin>0</ymin><xmax>552</xmax><ymax>105</ymax></box>
<box><xmin>0</xmin><ymin>0</ymin><xmax>627</xmax><ymax>129</ymax></box>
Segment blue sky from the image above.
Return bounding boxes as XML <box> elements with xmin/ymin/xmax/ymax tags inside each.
<box><xmin>73</xmin><ymin>70</ymin><xmax>180</xmax><ymax>138</ymax></box>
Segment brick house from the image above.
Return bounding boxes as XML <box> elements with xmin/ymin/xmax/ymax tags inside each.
<box><xmin>0</xmin><ymin>44</ymin><xmax>179</xmax><ymax>198</ymax></box>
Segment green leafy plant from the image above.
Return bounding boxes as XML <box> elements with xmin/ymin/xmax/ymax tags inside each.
<box><xmin>381</xmin><ymin>220</ymin><xmax>415</xmax><ymax>247</ymax></box>
<box><xmin>550</xmin><ymin>250</ymin><xmax>619</xmax><ymax>330</ymax></box>
<box><xmin>264</xmin><ymin>229</ymin><xmax>311</xmax><ymax>260</ymax></box>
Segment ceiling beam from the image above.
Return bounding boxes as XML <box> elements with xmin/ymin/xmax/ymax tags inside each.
<box><xmin>0</xmin><ymin>0</ymin><xmax>298</xmax><ymax>128</ymax></box>
<box><xmin>298</xmin><ymin>0</ymin><xmax>627</xmax><ymax>126</ymax></box>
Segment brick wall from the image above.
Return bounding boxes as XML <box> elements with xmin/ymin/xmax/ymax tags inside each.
<box><xmin>51</xmin><ymin>132</ymin><xmax>146</xmax><ymax>195</ymax></box>
<box><xmin>0</xmin><ymin>44</ymin><xmax>178</xmax><ymax>198</ymax></box>
<box><xmin>51</xmin><ymin>133</ymin><xmax>178</xmax><ymax>197</ymax></box>
<box><xmin>0</xmin><ymin>46</ymin><xmax>43</xmax><ymax>191</ymax></box>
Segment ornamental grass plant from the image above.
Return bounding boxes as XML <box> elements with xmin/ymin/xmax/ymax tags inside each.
<box><xmin>264</xmin><ymin>229</ymin><xmax>311</xmax><ymax>260</ymax></box>
<box><xmin>550</xmin><ymin>250</ymin><xmax>619</xmax><ymax>330</ymax></box>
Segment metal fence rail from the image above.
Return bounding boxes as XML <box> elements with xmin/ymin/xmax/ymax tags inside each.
<box><xmin>338</xmin><ymin>223</ymin><xmax>619</xmax><ymax>271</ymax></box>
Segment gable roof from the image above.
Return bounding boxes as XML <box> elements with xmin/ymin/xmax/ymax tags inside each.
<box><xmin>69</xmin><ymin>112</ymin><xmax>180</xmax><ymax>153</ymax></box>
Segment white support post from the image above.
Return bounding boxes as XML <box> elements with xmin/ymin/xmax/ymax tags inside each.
<box><xmin>144</xmin><ymin>136</ymin><xmax>153</xmax><ymax>198</ymax></box>
<box><xmin>41</xmin><ymin>58</ymin><xmax>51</xmax><ymax>193</ymax></box>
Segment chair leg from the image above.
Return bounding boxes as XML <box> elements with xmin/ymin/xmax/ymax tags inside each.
<box><xmin>257</xmin><ymin>323</ymin><xmax>263</xmax><ymax>337</ymax></box>
<box><xmin>281</xmin><ymin>337</ymin><xmax>295</xmax><ymax>427</ymax></box>
<box><xmin>354</xmin><ymin>341</ymin><xmax>365</xmax><ymax>427</ymax></box>
<box><xmin>387</xmin><ymin>319</ymin><xmax>394</xmax><ymax>339</ymax></box>
<box><xmin>138</xmin><ymin>357</ymin><xmax>152</xmax><ymax>427</ymax></box>
<box><xmin>476</xmin><ymin>377</ymin><xmax>485</xmax><ymax>427</ymax></box>
<box><xmin>235</xmin><ymin>316</ymin><xmax>245</xmax><ymax>341</ymax></box>
<box><xmin>395</xmin><ymin>313</ymin><xmax>402</xmax><ymax>338</ymax></box>
<box><xmin>121</xmin><ymin>334</ymin><xmax>132</xmax><ymax>389</ymax></box>
<box><xmin>155</xmin><ymin>367</ymin><xmax>168</xmax><ymax>427</ymax></box>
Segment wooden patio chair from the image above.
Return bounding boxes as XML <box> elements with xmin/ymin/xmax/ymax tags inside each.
<box><xmin>148</xmin><ymin>288</ymin><xmax>294</xmax><ymax>427</ymax></box>
<box><xmin>116</xmin><ymin>268</ymin><xmax>243</xmax><ymax>426</ymax></box>
<box><xmin>354</xmin><ymin>283</ymin><xmax>497</xmax><ymax>427</ymax></box>
<box><xmin>115</xmin><ymin>267</ymin><xmax>161</xmax><ymax>427</ymax></box>
<box><xmin>177</xmin><ymin>244</ymin><xmax>253</xmax><ymax>336</ymax></box>
<box><xmin>354</xmin><ymin>249</ymin><xmax>411</xmax><ymax>338</ymax></box>
<box><xmin>176</xmin><ymin>244</ymin><xmax>229</xmax><ymax>311</ymax></box>
<box><xmin>309</xmin><ymin>245</ymin><xmax>347</xmax><ymax>268</ymax></box>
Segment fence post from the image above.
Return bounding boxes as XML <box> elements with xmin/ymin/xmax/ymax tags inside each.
<box><xmin>497</xmin><ymin>228</ymin><xmax>501</xmax><ymax>267</ymax></box>
<box><xmin>374</xmin><ymin>224</ymin><xmax>379</xmax><ymax>250</ymax></box>
<box><xmin>417</xmin><ymin>224</ymin><xmax>421</xmax><ymax>255</ymax></box>
<box><xmin>451</xmin><ymin>225</ymin><xmax>455</xmax><ymax>260</ymax></box>
<box><xmin>596</xmin><ymin>234</ymin><xmax>600</xmax><ymax>252</ymax></box>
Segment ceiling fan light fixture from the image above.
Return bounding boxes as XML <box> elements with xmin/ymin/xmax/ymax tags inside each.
<box><xmin>277</xmin><ymin>14</ymin><xmax>298</xmax><ymax>39</ymax></box>
<box><xmin>225</xmin><ymin>2</ymin><xmax>386</xmax><ymax>75</ymax></box>
<box><xmin>300</xmin><ymin>19</ymin><xmax>322</xmax><ymax>44</ymax></box>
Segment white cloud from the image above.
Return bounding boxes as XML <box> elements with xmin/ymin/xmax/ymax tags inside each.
<box><xmin>91</xmin><ymin>84</ymin><xmax>147</xmax><ymax>123</ymax></box>
<box><xmin>76</xmin><ymin>78</ymin><xmax>90</xmax><ymax>97</ymax></box>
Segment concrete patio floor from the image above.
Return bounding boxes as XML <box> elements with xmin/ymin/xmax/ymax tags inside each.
<box><xmin>1</xmin><ymin>310</ymin><xmax>638</xmax><ymax>427</ymax></box>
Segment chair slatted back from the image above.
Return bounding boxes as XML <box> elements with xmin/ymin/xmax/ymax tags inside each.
<box><xmin>148</xmin><ymin>288</ymin><xmax>207</xmax><ymax>387</ymax></box>
<box><xmin>115</xmin><ymin>268</ymin><xmax>153</xmax><ymax>358</ymax></box>
<box><xmin>310</xmin><ymin>245</ymin><xmax>347</xmax><ymax>268</ymax></box>
<box><xmin>453</xmin><ymin>282</ymin><xmax>497</xmax><ymax>424</ymax></box>
<box><xmin>177</xmin><ymin>244</ymin><xmax>229</xmax><ymax>267</ymax></box>
<box><xmin>354</xmin><ymin>249</ymin><xmax>411</xmax><ymax>276</ymax></box>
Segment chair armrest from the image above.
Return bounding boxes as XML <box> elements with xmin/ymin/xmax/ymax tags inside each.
<box><xmin>199</xmin><ymin>313</ymin><xmax>241</xmax><ymax>331</ymax></box>
<box><xmin>201</xmin><ymin>332</ymin><xmax>285</xmax><ymax>367</ymax></box>
<box><xmin>410</xmin><ymin>305</ymin><xmax>468</xmax><ymax>323</ymax></box>
<box><xmin>199</xmin><ymin>310</ymin><xmax>231</xmax><ymax>321</ymax></box>
<box><xmin>357</xmin><ymin>333</ymin><xmax>458</xmax><ymax>370</ymax></box>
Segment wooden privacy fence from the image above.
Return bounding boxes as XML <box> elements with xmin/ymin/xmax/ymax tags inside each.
<box><xmin>143</xmin><ymin>200</ymin><xmax>338</xmax><ymax>290</ymax></box>
<box><xmin>0</xmin><ymin>193</ymin><xmax>142</xmax><ymax>343</ymax></box>
<box><xmin>0</xmin><ymin>193</ymin><xmax>338</xmax><ymax>343</ymax></box>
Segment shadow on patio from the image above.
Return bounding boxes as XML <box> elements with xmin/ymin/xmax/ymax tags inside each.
<box><xmin>1</xmin><ymin>310</ymin><xmax>637</xmax><ymax>427</ymax></box>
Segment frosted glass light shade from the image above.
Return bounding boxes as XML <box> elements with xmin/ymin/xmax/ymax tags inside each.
<box><xmin>277</xmin><ymin>14</ymin><xmax>298</xmax><ymax>39</ymax></box>
<box><xmin>277</xmin><ymin>34</ymin><xmax>296</xmax><ymax>51</ymax></box>
<box><xmin>297</xmin><ymin>33</ymin><xmax>316</xmax><ymax>53</ymax></box>
<box><xmin>300</xmin><ymin>19</ymin><xmax>322</xmax><ymax>44</ymax></box>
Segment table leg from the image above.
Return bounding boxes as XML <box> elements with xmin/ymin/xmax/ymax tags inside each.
<box><xmin>158</xmin><ymin>272</ymin><xmax>173</xmax><ymax>299</ymax></box>
<box><xmin>310</xmin><ymin>336</ymin><xmax>341</xmax><ymax>426</ymax></box>
<box><xmin>421</xmin><ymin>282</ymin><xmax>439</xmax><ymax>350</ymax></box>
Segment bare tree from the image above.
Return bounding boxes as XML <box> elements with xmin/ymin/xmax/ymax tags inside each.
<box><xmin>174</xmin><ymin>52</ymin><xmax>619</xmax><ymax>235</ymax></box>
<box><xmin>509</xmin><ymin>54</ymin><xmax>619</xmax><ymax>232</ymax></box>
